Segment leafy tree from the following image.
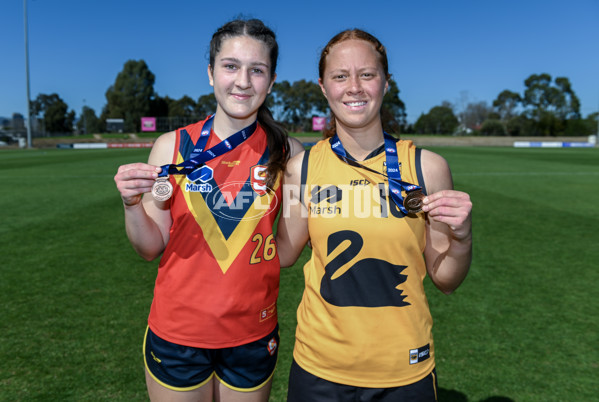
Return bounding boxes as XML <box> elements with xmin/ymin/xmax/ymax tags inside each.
<box><xmin>30</xmin><ymin>93</ymin><xmax>75</xmax><ymax>134</ymax></box>
<box><xmin>150</xmin><ymin>95</ymin><xmax>170</xmax><ymax>118</ymax></box>
<box><xmin>491</xmin><ymin>73</ymin><xmax>583</xmax><ymax>136</ymax></box>
<box><xmin>196</xmin><ymin>93</ymin><xmax>217</xmax><ymax>118</ymax></box>
<box><xmin>480</xmin><ymin>119</ymin><xmax>506</xmax><ymax>136</ymax></box>
<box><xmin>413</xmin><ymin>113</ymin><xmax>429</xmax><ymax>134</ymax></box>
<box><xmin>585</xmin><ymin>112</ymin><xmax>599</xmax><ymax>135</ymax></box>
<box><xmin>271</xmin><ymin>80</ymin><xmax>328</xmax><ymax>131</ymax></box>
<box><xmin>522</xmin><ymin>73</ymin><xmax>581</xmax><ymax>125</ymax></box>
<box><xmin>493</xmin><ymin>90</ymin><xmax>522</xmax><ymax>122</ymax></box>
<box><xmin>414</xmin><ymin>105</ymin><xmax>459</xmax><ymax>134</ymax></box>
<box><xmin>461</xmin><ymin>101</ymin><xmax>492</xmax><ymax>130</ymax></box>
<box><xmin>506</xmin><ymin>115</ymin><xmax>524</xmax><ymax>136</ymax></box>
<box><xmin>554</xmin><ymin>77</ymin><xmax>581</xmax><ymax>120</ymax></box>
<box><xmin>505</xmin><ymin>115</ymin><xmax>536</xmax><ymax>137</ymax></box>
<box><xmin>76</xmin><ymin>106</ymin><xmax>103</xmax><ymax>134</ymax></box>
<box><xmin>104</xmin><ymin>60</ymin><xmax>156</xmax><ymax>132</ymax></box>
<box><xmin>381</xmin><ymin>78</ymin><xmax>407</xmax><ymax>134</ymax></box>
<box><xmin>536</xmin><ymin>110</ymin><xmax>563</xmax><ymax>136</ymax></box>
<box><xmin>268</xmin><ymin>80</ymin><xmax>290</xmax><ymax>122</ymax></box>
<box><xmin>168</xmin><ymin>95</ymin><xmax>197</xmax><ymax>118</ymax></box>
<box><xmin>564</xmin><ymin>116</ymin><xmax>595</xmax><ymax>137</ymax></box>
<box><xmin>522</xmin><ymin>73</ymin><xmax>552</xmax><ymax>116</ymax></box>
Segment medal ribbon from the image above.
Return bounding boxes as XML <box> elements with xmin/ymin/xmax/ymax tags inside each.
<box><xmin>330</xmin><ymin>132</ymin><xmax>422</xmax><ymax>214</ymax></box>
<box><xmin>157</xmin><ymin>115</ymin><xmax>257</xmax><ymax>179</ymax></box>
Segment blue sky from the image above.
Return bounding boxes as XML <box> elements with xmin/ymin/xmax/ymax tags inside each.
<box><xmin>2</xmin><ymin>0</ymin><xmax>598</xmax><ymax>124</ymax></box>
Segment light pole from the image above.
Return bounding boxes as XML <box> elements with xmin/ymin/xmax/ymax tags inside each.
<box><xmin>83</xmin><ymin>99</ymin><xmax>87</xmax><ymax>135</ymax></box>
<box><xmin>24</xmin><ymin>0</ymin><xmax>32</xmax><ymax>148</ymax></box>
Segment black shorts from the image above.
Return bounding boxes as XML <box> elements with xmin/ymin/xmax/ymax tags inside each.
<box><xmin>144</xmin><ymin>325</ymin><xmax>279</xmax><ymax>392</ymax></box>
<box><xmin>287</xmin><ymin>359</ymin><xmax>438</xmax><ymax>402</ymax></box>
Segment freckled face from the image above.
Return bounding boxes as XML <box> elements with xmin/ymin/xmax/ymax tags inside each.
<box><xmin>319</xmin><ymin>39</ymin><xmax>388</xmax><ymax>133</ymax></box>
<box><xmin>208</xmin><ymin>36</ymin><xmax>275</xmax><ymax>125</ymax></box>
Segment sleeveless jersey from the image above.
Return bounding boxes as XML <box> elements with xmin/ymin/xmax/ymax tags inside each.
<box><xmin>293</xmin><ymin>138</ymin><xmax>435</xmax><ymax>387</ymax></box>
<box><xmin>148</xmin><ymin>117</ymin><xmax>281</xmax><ymax>349</ymax></box>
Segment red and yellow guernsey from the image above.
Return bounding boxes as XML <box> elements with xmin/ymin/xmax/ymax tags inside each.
<box><xmin>148</xmin><ymin>117</ymin><xmax>281</xmax><ymax>348</ymax></box>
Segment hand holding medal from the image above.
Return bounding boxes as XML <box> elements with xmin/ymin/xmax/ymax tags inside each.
<box><xmin>114</xmin><ymin>162</ymin><xmax>166</xmax><ymax>207</ymax></box>
<box><xmin>149</xmin><ymin>115</ymin><xmax>256</xmax><ymax>202</ymax></box>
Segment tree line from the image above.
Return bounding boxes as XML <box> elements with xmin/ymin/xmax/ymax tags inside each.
<box><xmin>30</xmin><ymin>60</ymin><xmax>597</xmax><ymax>137</ymax></box>
<box><xmin>414</xmin><ymin>73</ymin><xmax>597</xmax><ymax>136</ymax></box>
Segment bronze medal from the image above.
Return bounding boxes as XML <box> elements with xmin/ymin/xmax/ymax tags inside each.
<box><xmin>152</xmin><ymin>177</ymin><xmax>173</xmax><ymax>201</ymax></box>
<box><xmin>404</xmin><ymin>190</ymin><xmax>425</xmax><ymax>214</ymax></box>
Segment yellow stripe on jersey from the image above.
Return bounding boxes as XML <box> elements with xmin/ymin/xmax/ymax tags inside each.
<box><xmin>173</xmin><ymin>165</ymin><xmax>280</xmax><ymax>274</ymax></box>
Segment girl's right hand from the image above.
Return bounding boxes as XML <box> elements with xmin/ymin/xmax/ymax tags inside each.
<box><xmin>114</xmin><ymin>163</ymin><xmax>162</xmax><ymax>206</ymax></box>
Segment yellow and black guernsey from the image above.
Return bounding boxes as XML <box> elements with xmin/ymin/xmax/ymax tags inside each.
<box><xmin>294</xmin><ymin>137</ymin><xmax>434</xmax><ymax>388</ymax></box>
<box><xmin>148</xmin><ymin>117</ymin><xmax>281</xmax><ymax>349</ymax></box>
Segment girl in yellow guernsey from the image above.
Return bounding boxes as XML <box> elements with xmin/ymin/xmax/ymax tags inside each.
<box><xmin>277</xmin><ymin>29</ymin><xmax>472</xmax><ymax>401</ymax></box>
<box><xmin>114</xmin><ymin>19</ymin><xmax>302</xmax><ymax>402</ymax></box>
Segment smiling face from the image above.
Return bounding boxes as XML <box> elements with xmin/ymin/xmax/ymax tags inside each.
<box><xmin>208</xmin><ymin>35</ymin><xmax>275</xmax><ymax>128</ymax></box>
<box><xmin>319</xmin><ymin>39</ymin><xmax>388</xmax><ymax>136</ymax></box>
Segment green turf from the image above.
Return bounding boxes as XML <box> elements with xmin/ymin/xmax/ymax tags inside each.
<box><xmin>0</xmin><ymin>146</ymin><xmax>597</xmax><ymax>401</ymax></box>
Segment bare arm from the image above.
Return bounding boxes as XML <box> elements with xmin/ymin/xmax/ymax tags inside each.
<box><xmin>421</xmin><ymin>149</ymin><xmax>472</xmax><ymax>294</ymax></box>
<box><xmin>276</xmin><ymin>151</ymin><xmax>310</xmax><ymax>267</ymax></box>
<box><xmin>114</xmin><ymin>132</ymin><xmax>176</xmax><ymax>261</ymax></box>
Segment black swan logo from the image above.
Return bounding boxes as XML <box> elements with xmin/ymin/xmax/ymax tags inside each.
<box><xmin>320</xmin><ymin>230</ymin><xmax>410</xmax><ymax>307</ymax></box>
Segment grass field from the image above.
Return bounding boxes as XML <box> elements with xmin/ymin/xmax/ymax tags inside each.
<box><xmin>1</xmin><ymin>145</ymin><xmax>598</xmax><ymax>401</ymax></box>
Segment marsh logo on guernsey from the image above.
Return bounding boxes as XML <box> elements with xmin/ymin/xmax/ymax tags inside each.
<box><xmin>409</xmin><ymin>344</ymin><xmax>431</xmax><ymax>365</ymax></box>
<box><xmin>186</xmin><ymin>165</ymin><xmax>214</xmax><ymax>193</ymax></box>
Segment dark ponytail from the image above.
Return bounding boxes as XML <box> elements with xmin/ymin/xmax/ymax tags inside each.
<box><xmin>210</xmin><ymin>19</ymin><xmax>290</xmax><ymax>189</ymax></box>
<box><xmin>257</xmin><ymin>104</ymin><xmax>289</xmax><ymax>188</ymax></box>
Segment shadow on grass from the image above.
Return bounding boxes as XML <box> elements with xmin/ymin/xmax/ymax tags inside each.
<box><xmin>439</xmin><ymin>388</ymin><xmax>515</xmax><ymax>402</ymax></box>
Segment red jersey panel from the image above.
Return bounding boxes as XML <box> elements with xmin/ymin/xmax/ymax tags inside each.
<box><xmin>148</xmin><ymin>117</ymin><xmax>281</xmax><ymax>348</ymax></box>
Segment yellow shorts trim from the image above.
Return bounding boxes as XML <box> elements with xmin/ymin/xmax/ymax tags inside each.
<box><xmin>143</xmin><ymin>326</ymin><xmax>214</xmax><ymax>392</ymax></box>
<box><xmin>214</xmin><ymin>357</ymin><xmax>277</xmax><ymax>393</ymax></box>
<box><xmin>215</xmin><ymin>326</ymin><xmax>280</xmax><ymax>392</ymax></box>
